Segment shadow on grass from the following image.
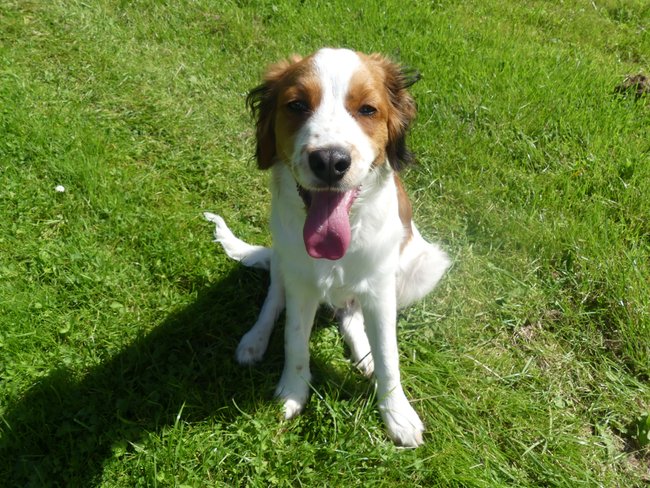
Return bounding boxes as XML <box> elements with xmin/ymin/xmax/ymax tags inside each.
<box><xmin>0</xmin><ymin>267</ymin><xmax>284</xmax><ymax>487</ymax></box>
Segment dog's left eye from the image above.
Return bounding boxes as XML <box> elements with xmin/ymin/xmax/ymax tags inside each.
<box><xmin>287</xmin><ymin>100</ymin><xmax>310</xmax><ymax>113</ymax></box>
<box><xmin>358</xmin><ymin>105</ymin><xmax>377</xmax><ymax>116</ymax></box>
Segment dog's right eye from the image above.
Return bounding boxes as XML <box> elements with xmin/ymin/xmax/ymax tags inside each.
<box><xmin>287</xmin><ymin>100</ymin><xmax>310</xmax><ymax>113</ymax></box>
<box><xmin>358</xmin><ymin>104</ymin><xmax>377</xmax><ymax>116</ymax></box>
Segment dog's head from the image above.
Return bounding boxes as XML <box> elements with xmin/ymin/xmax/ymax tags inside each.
<box><xmin>246</xmin><ymin>48</ymin><xmax>419</xmax><ymax>259</ymax></box>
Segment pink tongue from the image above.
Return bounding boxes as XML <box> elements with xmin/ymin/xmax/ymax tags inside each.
<box><xmin>303</xmin><ymin>190</ymin><xmax>354</xmax><ymax>260</ymax></box>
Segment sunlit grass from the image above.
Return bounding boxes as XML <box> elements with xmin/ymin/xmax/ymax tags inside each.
<box><xmin>1</xmin><ymin>0</ymin><xmax>648</xmax><ymax>486</ymax></box>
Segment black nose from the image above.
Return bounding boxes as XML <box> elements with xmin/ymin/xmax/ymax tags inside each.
<box><xmin>308</xmin><ymin>147</ymin><xmax>352</xmax><ymax>185</ymax></box>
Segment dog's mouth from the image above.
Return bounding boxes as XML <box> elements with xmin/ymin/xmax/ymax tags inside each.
<box><xmin>297</xmin><ymin>185</ymin><xmax>360</xmax><ymax>260</ymax></box>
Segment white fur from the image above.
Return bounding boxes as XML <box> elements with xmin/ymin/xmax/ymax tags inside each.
<box><xmin>206</xmin><ymin>48</ymin><xmax>450</xmax><ymax>447</ymax></box>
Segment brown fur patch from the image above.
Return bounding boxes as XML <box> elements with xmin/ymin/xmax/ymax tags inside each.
<box><xmin>394</xmin><ymin>173</ymin><xmax>413</xmax><ymax>249</ymax></box>
<box><xmin>247</xmin><ymin>54</ymin><xmax>320</xmax><ymax>169</ymax></box>
<box><xmin>274</xmin><ymin>63</ymin><xmax>322</xmax><ymax>163</ymax></box>
<box><xmin>363</xmin><ymin>53</ymin><xmax>418</xmax><ymax>171</ymax></box>
<box><xmin>346</xmin><ymin>62</ymin><xmax>391</xmax><ymax>167</ymax></box>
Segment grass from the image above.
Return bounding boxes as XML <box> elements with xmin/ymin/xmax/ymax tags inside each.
<box><xmin>1</xmin><ymin>0</ymin><xmax>649</xmax><ymax>486</ymax></box>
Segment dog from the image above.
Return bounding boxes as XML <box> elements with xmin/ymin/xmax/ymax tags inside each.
<box><xmin>205</xmin><ymin>48</ymin><xmax>450</xmax><ymax>447</ymax></box>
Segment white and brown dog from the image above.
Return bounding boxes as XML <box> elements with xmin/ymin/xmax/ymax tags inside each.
<box><xmin>205</xmin><ymin>48</ymin><xmax>449</xmax><ymax>447</ymax></box>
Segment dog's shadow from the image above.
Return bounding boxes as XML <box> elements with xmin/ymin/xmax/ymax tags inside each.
<box><xmin>0</xmin><ymin>267</ymin><xmax>293</xmax><ymax>487</ymax></box>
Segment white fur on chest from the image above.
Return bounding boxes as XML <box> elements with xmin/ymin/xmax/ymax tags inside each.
<box><xmin>270</xmin><ymin>164</ymin><xmax>402</xmax><ymax>308</ymax></box>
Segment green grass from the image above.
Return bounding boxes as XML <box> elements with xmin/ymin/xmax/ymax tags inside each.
<box><xmin>1</xmin><ymin>0</ymin><xmax>649</xmax><ymax>486</ymax></box>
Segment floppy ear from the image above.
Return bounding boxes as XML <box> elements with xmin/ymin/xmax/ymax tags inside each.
<box><xmin>372</xmin><ymin>55</ymin><xmax>420</xmax><ymax>171</ymax></box>
<box><xmin>246</xmin><ymin>56</ymin><xmax>302</xmax><ymax>169</ymax></box>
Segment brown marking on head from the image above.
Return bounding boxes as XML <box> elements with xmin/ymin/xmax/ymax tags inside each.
<box><xmin>346</xmin><ymin>61</ymin><xmax>391</xmax><ymax>167</ymax></box>
<box><xmin>356</xmin><ymin>53</ymin><xmax>420</xmax><ymax>171</ymax></box>
<box><xmin>274</xmin><ymin>64</ymin><xmax>322</xmax><ymax>165</ymax></box>
<box><xmin>246</xmin><ymin>54</ymin><xmax>323</xmax><ymax>169</ymax></box>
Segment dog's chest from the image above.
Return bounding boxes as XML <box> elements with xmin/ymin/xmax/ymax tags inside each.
<box><xmin>277</xmin><ymin>247</ymin><xmax>373</xmax><ymax>305</ymax></box>
<box><xmin>270</xmin><ymin>164</ymin><xmax>402</xmax><ymax>306</ymax></box>
<box><xmin>314</xmin><ymin>257</ymin><xmax>371</xmax><ymax>303</ymax></box>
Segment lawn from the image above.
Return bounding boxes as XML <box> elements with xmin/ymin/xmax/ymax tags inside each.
<box><xmin>1</xmin><ymin>0</ymin><xmax>649</xmax><ymax>486</ymax></box>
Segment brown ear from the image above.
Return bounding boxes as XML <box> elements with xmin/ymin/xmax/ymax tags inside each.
<box><xmin>371</xmin><ymin>55</ymin><xmax>420</xmax><ymax>171</ymax></box>
<box><xmin>246</xmin><ymin>56</ymin><xmax>302</xmax><ymax>169</ymax></box>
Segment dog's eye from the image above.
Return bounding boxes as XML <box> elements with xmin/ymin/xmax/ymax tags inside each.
<box><xmin>358</xmin><ymin>105</ymin><xmax>377</xmax><ymax>116</ymax></box>
<box><xmin>287</xmin><ymin>100</ymin><xmax>310</xmax><ymax>113</ymax></box>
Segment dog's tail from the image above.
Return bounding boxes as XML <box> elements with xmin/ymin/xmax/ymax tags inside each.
<box><xmin>204</xmin><ymin>212</ymin><xmax>272</xmax><ymax>270</ymax></box>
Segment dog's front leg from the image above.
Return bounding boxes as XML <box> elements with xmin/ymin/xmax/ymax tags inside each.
<box><xmin>275</xmin><ymin>286</ymin><xmax>319</xmax><ymax>419</ymax></box>
<box><xmin>236</xmin><ymin>257</ymin><xmax>285</xmax><ymax>364</ymax></box>
<box><xmin>361</xmin><ymin>280</ymin><xmax>425</xmax><ymax>447</ymax></box>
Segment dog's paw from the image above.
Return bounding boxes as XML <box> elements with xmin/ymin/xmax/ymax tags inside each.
<box><xmin>235</xmin><ymin>330</ymin><xmax>268</xmax><ymax>365</ymax></box>
<box><xmin>379</xmin><ymin>395</ymin><xmax>425</xmax><ymax>447</ymax></box>
<box><xmin>275</xmin><ymin>374</ymin><xmax>310</xmax><ymax>419</ymax></box>
<box><xmin>280</xmin><ymin>397</ymin><xmax>306</xmax><ymax>419</ymax></box>
<box><xmin>354</xmin><ymin>351</ymin><xmax>375</xmax><ymax>378</ymax></box>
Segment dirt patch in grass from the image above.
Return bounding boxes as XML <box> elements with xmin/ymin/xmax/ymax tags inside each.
<box><xmin>614</xmin><ymin>73</ymin><xmax>650</xmax><ymax>99</ymax></box>
<box><xmin>512</xmin><ymin>309</ymin><xmax>562</xmax><ymax>344</ymax></box>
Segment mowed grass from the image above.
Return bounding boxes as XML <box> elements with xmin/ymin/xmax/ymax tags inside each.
<box><xmin>1</xmin><ymin>0</ymin><xmax>649</xmax><ymax>486</ymax></box>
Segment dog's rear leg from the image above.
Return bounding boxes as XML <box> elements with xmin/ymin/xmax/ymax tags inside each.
<box><xmin>396</xmin><ymin>225</ymin><xmax>450</xmax><ymax>309</ymax></box>
<box><xmin>236</xmin><ymin>257</ymin><xmax>285</xmax><ymax>364</ymax></box>
<box><xmin>337</xmin><ymin>301</ymin><xmax>374</xmax><ymax>377</ymax></box>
